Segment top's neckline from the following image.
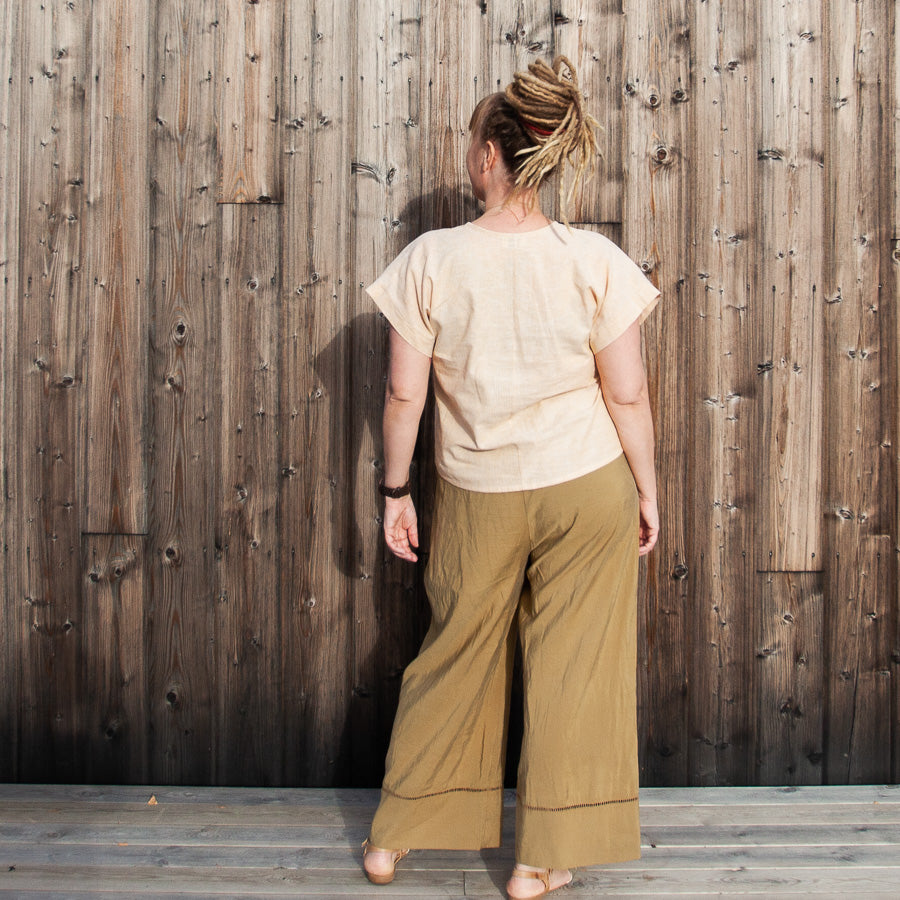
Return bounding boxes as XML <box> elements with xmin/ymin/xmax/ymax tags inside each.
<box><xmin>465</xmin><ymin>220</ymin><xmax>557</xmax><ymax>236</ymax></box>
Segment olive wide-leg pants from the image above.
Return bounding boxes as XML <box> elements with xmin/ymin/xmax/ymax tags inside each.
<box><xmin>369</xmin><ymin>453</ymin><xmax>642</xmax><ymax>870</ymax></box>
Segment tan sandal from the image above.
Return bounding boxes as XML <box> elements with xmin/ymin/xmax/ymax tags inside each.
<box><xmin>361</xmin><ymin>837</ymin><xmax>410</xmax><ymax>885</ymax></box>
<box><xmin>506</xmin><ymin>865</ymin><xmax>574</xmax><ymax>899</ymax></box>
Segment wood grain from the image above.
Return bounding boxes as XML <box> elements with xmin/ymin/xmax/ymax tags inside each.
<box><xmin>822</xmin><ymin>0</ymin><xmax>894</xmax><ymax>784</ymax></box>
<box><xmin>755</xmin><ymin>0</ymin><xmax>824</xmax><ymax>571</ymax></box>
<box><xmin>549</xmin><ymin>0</ymin><xmax>622</xmax><ymax>225</ymax></box>
<box><xmin>625</xmin><ymin>0</ymin><xmax>691</xmax><ymax>786</ymax></box>
<box><xmin>15</xmin><ymin>0</ymin><xmax>90</xmax><ymax>782</ymax></box>
<box><xmin>217</xmin><ymin>0</ymin><xmax>284</xmax><ymax>203</ymax></box>
<box><xmin>349</xmin><ymin>0</ymin><xmax>428</xmax><ymax>787</ymax></box>
<box><xmin>0</xmin><ymin>0</ymin><xmax>898</xmax><ymax>788</ymax></box>
<box><xmin>0</xmin><ymin>0</ymin><xmax>22</xmax><ymax>780</ymax></box>
<box><xmin>216</xmin><ymin>203</ymin><xmax>282</xmax><ymax>784</ymax></box>
<box><xmin>754</xmin><ymin>572</ymin><xmax>824</xmax><ymax>784</ymax></box>
<box><xmin>892</xmin><ymin>0</ymin><xmax>900</xmax><ymax>788</ymax></box>
<box><xmin>146</xmin><ymin>0</ymin><xmax>219</xmax><ymax>784</ymax></box>
<box><xmin>2</xmin><ymin>785</ymin><xmax>900</xmax><ymax>896</ymax></box>
<box><xmin>82</xmin><ymin>534</ymin><xmax>149</xmax><ymax>781</ymax></box>
<box><xmin>280</xmin><ymin>0</ymin><xmax>355</xmax><ymax>786</ymax></box>
<box><xmin>689</xmin><ymin>0</ymin><xmax>757</xmax><ymax>787</ymax></box>
<box><xmin>83</xmin><ymin>0</ymin><xmax>150</xmax><ymax>533</ymax></box>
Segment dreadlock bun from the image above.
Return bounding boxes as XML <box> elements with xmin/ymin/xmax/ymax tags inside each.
<box><xmin>503</xmin><ymin>56</ymin><xmax>602</xmax><ymax>222</ymax></box>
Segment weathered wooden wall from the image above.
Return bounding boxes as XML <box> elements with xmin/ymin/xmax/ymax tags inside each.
<box><xmin>0</xmin><ymin>0</ymin><xmax>897</xmax><ymax>788</ymax></box>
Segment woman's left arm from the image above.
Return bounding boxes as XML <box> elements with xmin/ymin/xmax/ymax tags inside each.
<box><xmin>382</xmin><ymin>325</ymin><xmax>432</xmax><ymax>562</ymax></box>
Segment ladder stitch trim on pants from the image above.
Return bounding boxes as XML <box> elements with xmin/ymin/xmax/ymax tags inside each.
<box><xmin>381</xmin><ymin>784</ymin><xmax>503</xmax><ymax>800</ymax></box>
<box><xmin>516</xmin><ymin>793</ymin><xmax>639</xmax><ymax>812</ymax></box>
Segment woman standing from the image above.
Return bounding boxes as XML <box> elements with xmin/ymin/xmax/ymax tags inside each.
<box><xmin>361</xmin><ymin>57</ymin><xmax>660</xmax><ymax>900</ymax></box>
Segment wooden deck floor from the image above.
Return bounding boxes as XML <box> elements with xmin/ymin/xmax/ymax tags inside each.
<box><xmin>0</xmin><ymin>784</ymin><xmax>899</xmax><ymax>897</ymax></box>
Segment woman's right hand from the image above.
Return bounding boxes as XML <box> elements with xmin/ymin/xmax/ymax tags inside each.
<box><xmin>384</xmin><ymin>495</ymin><xmax>420</xmax><ymax>562</ymax></box>
<box><xmin>638</xmin><ymin>496</ymin><xmax>659</xmax><ymax>555</ymax></box>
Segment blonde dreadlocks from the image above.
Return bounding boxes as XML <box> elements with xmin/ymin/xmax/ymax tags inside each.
<box><xmin>504</xmin><ymin>56</ymin><xmax>602</xmax><ymax>224</ymax></box>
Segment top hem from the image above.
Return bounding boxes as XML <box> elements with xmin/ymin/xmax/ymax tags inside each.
<box><xmin>434</xmin><ymin>450</ymin><xmax>626</xmax><ymax>494</ymax></box>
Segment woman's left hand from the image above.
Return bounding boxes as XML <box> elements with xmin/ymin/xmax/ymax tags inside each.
<box><xmin>638</xmin><ymin>495</ymin><xmax>659</xmax><ymax>556</ymax></box>
<box><xmin>384</xmin><ymin>496</ymin><xmax>420</xmax><ymax>562</ymax></box>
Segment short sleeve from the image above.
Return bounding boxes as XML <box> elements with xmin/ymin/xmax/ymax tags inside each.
<box><xmin>364</xmin><ymin>236</ymin><xmax>435</xmax><ymax>357</ymax></box>
<box><xmin>589</xmin><ymin>238</ymin><xmax>661</xmax><ymax>353</ymax></box>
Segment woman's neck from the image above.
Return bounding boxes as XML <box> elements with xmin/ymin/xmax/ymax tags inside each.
<box><xmin>473</xmin><ymin>188</ymin><xmax>550</xmax><ymax>233</ymax></box>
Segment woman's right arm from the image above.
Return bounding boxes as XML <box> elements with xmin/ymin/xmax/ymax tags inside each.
<box><xmin>594</xmin><ymin>320</ymin><xmax>659</xmax><ymax>555</ymax></box>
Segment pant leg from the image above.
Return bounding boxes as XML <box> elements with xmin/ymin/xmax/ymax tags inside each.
<box><xmin>369</xmin><ymin>476</ymin><xmax>530</xmax><ymax>850</ymax></box>
<box><xmin>515</xmin><ymin>454</ymin><xmax>642</xmax><ymax>869</ymax></box>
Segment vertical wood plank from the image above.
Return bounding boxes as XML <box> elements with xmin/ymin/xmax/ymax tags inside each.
<box><xmin>83</xmin><ymin>0</ymin><xmax>150</xmax><ymax>534</ymax></box>
<box><xmin>826</xmin><ymin>537</ymin><xmax>892</xmax><ymax>782</ymax></box>
<box><xmin>755</xmin><ymin>572</ymin><xmax>824</xmax><ymax>784</ymax></box>
<box><xmin>16</xmin><ymin>0</ymin><xmax>90</xmax><ymax>782</ymax></box>
<box><xmin>424</xmin><ymin>1</ymin><xmax>482</xmax><ymax>231</ymax></box>
<box><xmin>892</xmin><ymin>0</ymin><xmax>900</xmax><ymax>787</ymax></box>
<box><xmin>147</xmin><ymin>0</ymin><xmax>219</xmax><ymax>784</ymax></box>
<box><xmin>755</xmin><ymin>0</ymin><xmax>824</xmax><ymax>572</ymax></box>
<box><xmin>625</xmin><ymin>0</ymin><xmax>691</xmax><ymax>785</ymax></box>
<box><xmin>216</xmin><ymin>203</ymin><xmax>282</xmax><ymax>785</ymax></box>
<box><xmin>689</xmin><ymin>0</ymin><xmax>758</xmax><ymax>786</ymax></box>
<box><xmin>550</xmin><ymin>1</ymin><xmax>623</xmax><ymax>225</ymax></box>
<box><xmin>217</xmin><ymin>0</ymin><xmax>284</xmax><ymax>203</ymax></box>
<box><xmin>350</xmin><ymin>0</ymin><xmax>427</xmax><ymax>787</ymax></box>
<box><xmin>82</xmin><ymin>535</ymin><xmax>149</xmax><ymax>782</ymax></box>
<box><xmin>280</xmin><ymin>0</ymin><xmax>355</xmax><ymax>787</ymax></box>
<box><xmin>823</xmin><ymin>0</ymin><xmax>894</xmax><ymax>783</ymax></box>
<box><xmin>0</xmin><ymin>0</ymin><xmax>22</xmax><ymax>779</ymax></box>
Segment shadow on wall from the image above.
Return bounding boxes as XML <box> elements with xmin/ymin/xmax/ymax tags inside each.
<box><xmin>318</xmin><ymin>187</ymin><xmax>526</xmax><ymax>794</ymax></box>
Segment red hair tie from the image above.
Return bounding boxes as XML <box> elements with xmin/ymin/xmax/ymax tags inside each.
<box><xmin>521</xmin><ymin>119</ymin><xmax>555</xmax><ymax>136</ymax></box>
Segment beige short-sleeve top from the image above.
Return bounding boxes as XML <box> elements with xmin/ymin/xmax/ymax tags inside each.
<box><xmin>365</xmin><ymin>221</ymin><xmax>660</xmax><ymax>493</ymax></box>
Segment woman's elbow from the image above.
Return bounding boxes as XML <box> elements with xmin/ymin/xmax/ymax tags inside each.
<box><xmin>602</xmin><ymin>374</ymin><xmax>649</xmax><ymax>408</ymax></box>
<box><xmin>385</xmin><ymin>381</ymin><xmax>427</xmax><ymax>412</ymax></box>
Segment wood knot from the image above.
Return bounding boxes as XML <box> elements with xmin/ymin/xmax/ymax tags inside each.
<box><xmin>164</xmin><ymin>544</ymin><xmax>181</xmax><ymax>566</ymax></box>
<box><xmin>671</xmin><ymin>563</ymin><xmax>688</xmax><ymax>580</ymax></box>
<box><xmin>652</xmin><ymin>144</ymin><xmax>670</xmax><ymax>164</ymax></box>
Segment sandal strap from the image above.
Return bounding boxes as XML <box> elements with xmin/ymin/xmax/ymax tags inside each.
<box><xmin>362</xmin><ymin>838</ymin><xmax>410</xmax><ymax>864</ymax></box>
<box><xmin>512</xmin><ymin>867</ymin><xmax>551</xmax><ymax>890</ymax></box>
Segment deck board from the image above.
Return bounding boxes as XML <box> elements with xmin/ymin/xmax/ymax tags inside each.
<box><xmin>1</xmin><ymin>785</ymin><xmax>899</xmax><ymax>896</ymax></box>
